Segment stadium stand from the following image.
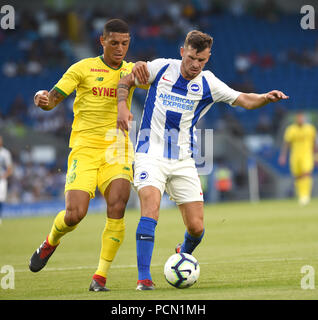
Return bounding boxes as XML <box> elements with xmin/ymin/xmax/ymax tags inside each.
<box><xmin>0</xmin><ymin>0</ymin><xmax>317</xmax><ymax>205</ymax></box>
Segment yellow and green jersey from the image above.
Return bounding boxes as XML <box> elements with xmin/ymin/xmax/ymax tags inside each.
<box><xmin>284</xmin><ymin>123</ymin><xmax>316</xmax><ymax>159</ymax></box>
<box><xmin>54</xmin><ymin>55</ymin><xmax>135</xmax><ymax>148</ymax></box>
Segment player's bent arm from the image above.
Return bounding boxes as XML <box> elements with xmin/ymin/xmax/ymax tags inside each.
<box><xmin>117</xmin><ymin>73</ymin><xmax>136</xmax><ymax>133</ymax></box>
<box><xmin>233</xmin><ymin>90</ymin><xmax>289</xmax><ymax>110</ymax></box>
<box><xmin>34</xmin><ymin>88</ymin><xmax>65</xmax><ymax>111</ymax></box>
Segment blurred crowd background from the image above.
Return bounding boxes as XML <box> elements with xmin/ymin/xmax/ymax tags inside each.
<box><xmin>0</xmin><ymin>0</ymin><xmax>317</xmax><ymax>205</ymax></box>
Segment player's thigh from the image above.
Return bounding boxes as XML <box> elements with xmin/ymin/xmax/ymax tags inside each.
<box><xmin>165</xmin><ymin>159</ymin><xmax>204</xmax><ymax>206</ymax></box>
<box><xmin>134</xmin><ymin>153</ymin><xmax>167</xmax><ymax>197</ymax></box>
<box><xmin>299</xmin><ymin>156</ymin><xmax>314</xmax><ymax>176</ymax></box>
<box><xmin>178</xmin><ymin>201</ymin><xmax>204</xmax><ymax>236</ymax></box>
<box><xmin>98</xmin><ymin>161</ymin><xmax>133</xmax><ymax>196</ymax></box>
<box><xmin>65</xmin><ymin>146</ymin><xmax>100</xmax><ymax>199</ymax></box>
<box><xmin>290</xmin><ymin>157</ymin><xmax>301</xmax><ymax>177</ymax></box>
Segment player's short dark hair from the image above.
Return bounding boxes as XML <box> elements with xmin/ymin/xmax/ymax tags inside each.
<box><xmin>184</xmin><ymin>30</ymin><xmax>213</xmax><ymax>53</ymax></box>
<box><xmin>103</xmin><ymin>19</ymin><xmax>129</xmax><ymax>36</ymax></box>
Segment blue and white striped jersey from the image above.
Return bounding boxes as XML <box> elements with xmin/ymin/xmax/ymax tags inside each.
<box><xmin>136</xmin><ymin>58</ymin><xmax>241</xmax><ymax>160</ymax></box>
<box><xmin>0</xmin><ymin>147</ymin><xmax>12</xmax><ymax>178</ymax></box>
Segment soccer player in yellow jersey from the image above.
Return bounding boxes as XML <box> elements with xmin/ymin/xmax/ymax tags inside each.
<box><xmin>29</xmin><ymin>19</ymin><xmax>142</xmax><ymax>291</ymax></box>
<box><xmin>279</xmin><ymin>111</ymin><xmax>318</xmax><ymax>205</ymax></box>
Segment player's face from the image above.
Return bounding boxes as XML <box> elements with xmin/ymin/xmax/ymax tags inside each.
<box><xmin>180</xmin><ymin>45</ymin><xmax>211</xmax><ymax>80</ymax></box>
<box><xmin>296</xmin><ymin>113</ymin><xmax>305</xmax><ymax>125</ymax></box>
<box><xmin>100</xmin><ymin>32</ymin><xmax>130</xmax><ymax>68</ymax></box>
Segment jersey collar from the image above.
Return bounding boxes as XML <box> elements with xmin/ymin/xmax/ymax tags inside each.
<box><xmin>99</xmin><ymin>55</ymin><xmax>123</xmax><ymax>70</ymax></box>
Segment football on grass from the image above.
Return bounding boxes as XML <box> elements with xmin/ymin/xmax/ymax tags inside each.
<box><xmin>164</xmin><ymin>253</ymin><xmax>200</xmax><ymax>289</ymax></box>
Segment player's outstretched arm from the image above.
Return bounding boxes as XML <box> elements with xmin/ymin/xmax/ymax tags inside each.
<box><xmin>34</xmin><ymin>88</ymin><xmax>65</xmax><ymax>111</ymax></box>
<box><xmin>117</xmin><ymin>73</ymin><xmax>136</xmax><ymax>134</ymax></box>
<box><xmin>234</xmin><ymin>90</ymin><xmax>289</xmax><ymax>110</ymax></box>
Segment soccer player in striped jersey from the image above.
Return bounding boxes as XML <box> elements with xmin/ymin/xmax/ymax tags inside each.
<box><xmin>117</xmin><ymin>30</ymin><xmax>289</xmax><ymax>290</ymax></box>
<box><xmin>29</xmin><ymin>19</ymin><xmax>143</xmax><ymax>292</ymax></box>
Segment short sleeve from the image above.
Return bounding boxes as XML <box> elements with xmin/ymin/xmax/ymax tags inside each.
<box><xmin>134</xmin><ymin>58</ymin><xmax>170</xmax><ymax>87</ymax></box>
<box><xmin>206</xmin><ymin>72</ymin><xmax>241</xmax><ymax>106</ymax></box>
<box><xmin>54</xmin><ymin>60</ymin><xmax>84</xmax><ymax>97</ymax></box>
<box><xmin>147</xmin><ymin>58</ymin><xmax>170</xmax><ymax>84</ymax></box>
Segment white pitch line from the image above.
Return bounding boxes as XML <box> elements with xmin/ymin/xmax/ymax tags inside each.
<box><xmin>15</xmin><ymin>257</ymin><xmax>314</xmax><ymax>273</ymax></box>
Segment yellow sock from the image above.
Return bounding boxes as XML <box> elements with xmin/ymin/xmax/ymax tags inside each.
<box><xmin>297</xmin><ymin>176</ymin><xmax>312</xmax><ymax>199</ymax></box>
<box><xmin>48</xmin><ymin>210</ymin><xmax>78</xmax><ymax>246</ymax></box>
<box><xmin>95</xmin><ymin>217</ymin><xmax>125</xmax><ymax>279</ymax></box>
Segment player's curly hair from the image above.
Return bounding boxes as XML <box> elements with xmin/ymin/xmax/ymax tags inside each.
<box><xmin>103</xmin><ymin>19</ymin><xmax>129</xmax><ymax>36</ymax></box>
<box><xmin>184</xmin><ymin>30</ymin><xmax>213</xmax><ymax>53</ymax></box>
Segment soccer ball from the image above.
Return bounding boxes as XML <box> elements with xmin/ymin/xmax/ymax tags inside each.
<box><xmin>164</xmin><ymin>253</ymin><xmax>200</xmax><ymax>289</ymax></box>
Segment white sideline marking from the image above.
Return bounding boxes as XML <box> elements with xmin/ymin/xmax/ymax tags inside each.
<box><xmin>17</xmin><ymin>257</ymin><xmax>312</xmax><ymax>273</ymax></box>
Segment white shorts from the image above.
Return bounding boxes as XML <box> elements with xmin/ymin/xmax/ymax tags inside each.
<box><xmin>0</xmin><ymin>179</ymin><xmax>8</xmax><ymax>202</ymax></box>
<box><xmin>134</xmin><ymin>153</ymin><xmax>204</xmax><ymax>205</ymax></box>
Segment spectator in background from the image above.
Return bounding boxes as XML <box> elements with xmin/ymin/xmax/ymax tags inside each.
<box><xmin>214</xmin><ymin>161</ymin><xmax>233</xmax><ymax>201</ymax></box>
<box><xmin>234</xmin><ymin>54</ymin><xmax>251</xmax><ymax>75</ymax></box>
<box><xmin>260</xmin><ymin>52</ymin><xmax>274</xmax><ymax>69</ymax></box>
<box><xmin>7</xmin><ymin>94</ymin><xmax>28</xmax><ymax>123</ymax></box>
<box><xmin>2</xmin><ymin>60</ymin><xmax>18</xmax><ymax>78</ymax></box>
<box><xmin>256</xmin><ymin>113</ymin><xmax>272</xmax><ymax>134</ymax></box>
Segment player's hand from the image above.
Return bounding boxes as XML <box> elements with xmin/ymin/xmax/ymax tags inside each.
<box><xmin>133</xmin><ymin>61</ymin><xmax>149</xmax><ymax>85</ymax></box>
<box><xmin>34</xmin><ymin>90</ymin><xmax>49</xmax><ymax>107</ymax></box>
<box><xmin>117</xmin><ymin>102</ymin><xmax>133</xmax><ymax>136</ymax></box>
<box><xmin>278</xmin><ymin>154</ymin><xmax>286</xmax><ymax>166</ymax></box>
<box><xmin>265</xmin><ymin>90</ymin><xmax>289</xmax><ymax>102</ymax></box>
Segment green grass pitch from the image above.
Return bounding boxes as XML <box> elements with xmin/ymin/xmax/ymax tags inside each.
<box><xmin>0</xmin><ymin>198</ymin><xmax>317</xmax><ymax>300</ymax></box>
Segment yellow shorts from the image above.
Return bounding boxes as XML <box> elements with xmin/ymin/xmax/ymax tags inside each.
<box><xmin>290</xmin><ymin>155</ymin><xmax>314</xmax><ymax>178</ymax></box>
<box><xmin>65</xmin><ymin>145</ymin><xmax>133</xmax><ymax>199</ymax></box>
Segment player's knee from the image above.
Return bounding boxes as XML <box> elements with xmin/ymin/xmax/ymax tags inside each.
<box><xmin>139</xmin><ymin>190</ymin><xmax>160</xmax><ymax>218</ymax></box>
<box><xmin>65</xmin><ymin>204</ymin><xmax>87</xmax><ymax>226</ymax></box>
<box><xmin>187</xmin><ymin>222</ymin><xmax>204</xmax><ymax>238</ymax></box>
<box><xmin>107</xmin><ymin>197</ymin><xmax>128</xmax><ymax>218</ymax></box>
<box><xmin>141</xmin><ymin>198</ymin><xmax>160</xmax><ymax>219</ymax></box>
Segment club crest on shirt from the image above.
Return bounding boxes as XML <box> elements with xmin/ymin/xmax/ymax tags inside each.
<box><xmin>120</xmin><ymin>71</ymin><xmax>130</xmax><ymax>79</ymax></box>
<box><xmin>139</xmin><ymin>171</ymin><xmax>149</xmax><ymax>181</ymax></box>
<box><xmin>188</xmin><ymin>82</ymin><xmax>202</xmax><ymax>93</ymax></box>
